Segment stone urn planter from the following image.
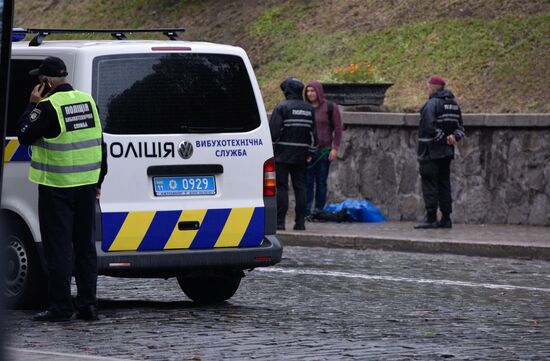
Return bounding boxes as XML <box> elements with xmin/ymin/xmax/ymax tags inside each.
<box><xmin>321</xmin><ymin>83</ymin><xmax>393</xmax><ymax>110</ymax></box>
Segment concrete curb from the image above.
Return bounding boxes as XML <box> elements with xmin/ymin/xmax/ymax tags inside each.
<box><xmin>277</xmin><ymin>232</ymin><xmax>550</xmax><ymax>261</ymax></box>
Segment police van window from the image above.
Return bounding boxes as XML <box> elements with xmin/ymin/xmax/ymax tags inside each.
<box><xmin>93</xmin><ymin>53</ymin><xmax>261</xmax><ymax>134</ymax></box>
<box><xmin>6</xmin><ymin>59</ymin><xmax>41</xmax><ymax>136</ymax></box>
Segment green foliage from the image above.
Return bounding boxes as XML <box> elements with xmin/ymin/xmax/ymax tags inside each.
<box><xmin>254</xmin><ymin>13</ymin><xmax>550</xmax><ymax>110</ymax></box>
<box><xmin>249</xmin><ymin>6</ymin><xmax>294</xmax><ymax>38</ymax></box>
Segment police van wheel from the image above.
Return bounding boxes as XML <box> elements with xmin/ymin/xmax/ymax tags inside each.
<box><xmin>3</xmin><ymin>220</ymin><xmax>47</xmax><ymax>309</ymax></box>
<box><xmin>177</xmin><ymin>272</ymin><xmax>242</xmax><ymax>304</ymax></box>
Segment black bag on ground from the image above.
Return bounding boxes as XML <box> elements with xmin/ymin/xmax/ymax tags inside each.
<box><xmin>311</xmin><ymin>208</ymin><xmax>353</xmax><ymax>222</ymax></box>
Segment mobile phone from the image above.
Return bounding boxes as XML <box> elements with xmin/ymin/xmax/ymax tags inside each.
<box><xmin>41</xmin><ymin>81</ymin><xmax>51</xmax><ymax>97</ymax></box>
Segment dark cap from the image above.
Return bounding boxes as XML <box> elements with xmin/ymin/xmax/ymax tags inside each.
<box><xmin>428</xmin><ymin>76</ymin><xmax>445</xmax><ymax>87</ymax></box>
<box><xmin>29</xmin><ymin>57</ymin><xmax>69</xmax><ymax>77</ymax></box>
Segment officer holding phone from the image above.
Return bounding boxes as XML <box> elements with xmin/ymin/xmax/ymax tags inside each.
<box><xmin>17</xmin><ymin>56</ymin><xmax>107</xmax><ymax>322</ymax></box>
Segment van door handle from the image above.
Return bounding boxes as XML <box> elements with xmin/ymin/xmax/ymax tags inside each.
<box><xmin>178</xmin><ymin>221</ymin><xmax>200</xmax><ymax>230</ymax></box>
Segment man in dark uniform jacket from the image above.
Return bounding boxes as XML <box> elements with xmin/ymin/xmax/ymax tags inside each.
<box><xmin>17</xmin><ymin>57</ymin><xmax>107</xmax><ymax>321</ymax></box>
<box><xmin>270</xmin><ymin>77</ymin><xmax>317</xmax><ymax>231</ymax></box>
<box><xmin>415</xmin><ymin>76</ymin><xmax>465</xmax><ymax>229</ymax></box>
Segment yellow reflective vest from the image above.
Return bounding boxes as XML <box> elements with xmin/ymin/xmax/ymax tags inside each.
<box><xmin>29</xmin><ymin>90</ymin><xmax>102</xmax><ymax>187</ymax></box>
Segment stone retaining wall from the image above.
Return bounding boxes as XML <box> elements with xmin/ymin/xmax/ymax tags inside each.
<box><xmin>326</xmin><ymin>113</ymin><xmax>550</xmax><ymax>225</ymax></box>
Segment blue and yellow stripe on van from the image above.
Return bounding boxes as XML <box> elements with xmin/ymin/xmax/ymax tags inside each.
<box><xmin>102</xmin><ymin>207</ymin><xmax>264</xmax><ymax>252</ymax></box>
<box><xmin>3</xmin><ymin>139</ymin><xmax>32</xmax><ymax>162</ymax></box>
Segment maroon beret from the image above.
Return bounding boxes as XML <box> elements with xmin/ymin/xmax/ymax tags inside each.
<box><xmin>428</xmin><ymin>76</ymin><xmax>445</xmax><ymax>87</ymax></box>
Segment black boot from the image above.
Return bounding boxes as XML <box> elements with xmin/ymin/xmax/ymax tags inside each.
<box><xmin>414</xmin><ymin>213</ymin><xmax>438</xmax><ymax>229</ymax></box>
<box><xmin>75</xmin><ymin>305</ymin><xmax>99</xmax><ymax>321</ymax></box>
<box><xmin>293</xmin><ymin>223</ymin><xmax>305</xmax><ymax>230</ymax></box>
<box><xmin>277</xmin><ymin>218</ymin><xmax>286</xmax><ymax>230</ymax></box>
<box><xmin>293</xmin><ymin>216</ymin><xmax>306</xmax><ymax>230</ymax></box>
<box><xmin>438</xmin><ymin>215</ymin><xmax>452</xmax><ymax>228</ymax></box>
<box><xmin>33</xmin><ymin>310</ymin><xmax>72</xmax><ymax>322</ymax></box>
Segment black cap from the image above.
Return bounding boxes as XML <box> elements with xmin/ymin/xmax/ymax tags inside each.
<box><xmin>29</xmin><ymin>56</ymin><xmax>69</xmax><ymax>77</ymax></box>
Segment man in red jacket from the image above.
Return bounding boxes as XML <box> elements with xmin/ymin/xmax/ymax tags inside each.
<box><xmin>304</xmin><ymin>81</ymin><xmax>343</xmax><ymax>218</ymax></box>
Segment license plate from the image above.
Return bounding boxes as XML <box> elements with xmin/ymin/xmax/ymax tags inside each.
<box><xmin>153</xmin><ymin>176</ymin><xmax>216</xmax><ymax>196</ymax></box>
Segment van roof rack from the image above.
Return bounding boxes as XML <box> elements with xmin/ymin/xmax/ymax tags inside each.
<box><xmin>23</xmin><ymin>28</ymin><xmax>186</xmax><ymax>47</ymax></box>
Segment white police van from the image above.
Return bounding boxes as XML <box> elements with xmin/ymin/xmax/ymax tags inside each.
<box><xmin>2</xmin><ymin>28</ymin><xmax>281</xmax><ymax>307</ymax></box>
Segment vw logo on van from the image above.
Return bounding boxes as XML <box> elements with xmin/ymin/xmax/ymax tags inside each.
<box><xmin>178</xmin><ymin>141</ymin><xmax>194</xmax><ymax>159</ymax></box>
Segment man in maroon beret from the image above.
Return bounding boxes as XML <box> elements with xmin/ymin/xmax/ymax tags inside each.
<box><xmin>415</xmin><ymin>76</ymin><xmax>465</xmax><ymax>229</ymax></box>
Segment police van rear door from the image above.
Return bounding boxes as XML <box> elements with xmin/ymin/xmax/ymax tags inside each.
<box><xmin>90</xmin><ymin>47</ymin><xmax>272</xmax><ymax>252</ymax></box>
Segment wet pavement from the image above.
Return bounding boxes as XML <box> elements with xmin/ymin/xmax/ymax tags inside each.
<box><xmin>6</xmin><ymin>246</ymin><xmax>550</xmax><ymax>360</ymax></box>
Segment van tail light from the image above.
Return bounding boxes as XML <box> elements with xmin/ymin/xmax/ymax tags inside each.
<box><xmin>263</xmin><ymin>158</ymin><xmax>276</xmax><ymax>197</ymax></box>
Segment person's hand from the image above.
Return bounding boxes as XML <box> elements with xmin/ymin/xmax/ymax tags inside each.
<box><xmin>306</xmin><ymin>156</ymin><xmax>312</xmax><ymax>163</ymax></box>
<box><xmin>30</xmin><ymin>83</ymin><xmax>45</xmax><ymax>103</ymax></box>
<box><xmin>96</xmin><ymin>188</ymin><xmax>101</xmax><ymax>200</ymax></box>
<box><xmin>328</xmin><ymin>148</ymin><xmax>338</xmax><ymax>161</ymax></box>
<box><xmin>447</xmin><ymin>134</ymin><xmax>457</xmax><ymax>145</ymax></box>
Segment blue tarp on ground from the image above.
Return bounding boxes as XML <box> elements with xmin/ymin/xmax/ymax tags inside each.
<box><xmin>324</xmin><ymin>199</ymin><xmax>386</xmax><ymax>223</ymax></box>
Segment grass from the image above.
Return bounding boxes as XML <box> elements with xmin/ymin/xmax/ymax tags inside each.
<box><xmin>14</xmin><ymin>1</ymin><xmax>550</xmax><ymax>113</ymax></box>
<box><xmin>249</xmin><ymin>6</ymin><xmax>294</xmax><ymax>38</ymax></box>
<box><xmin>254</xmin><ymin>14</ymin><xmax>550</xmax><ymax>111</ymax></box>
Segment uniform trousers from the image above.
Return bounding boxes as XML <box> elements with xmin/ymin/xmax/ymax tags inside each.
<box><xmin>38</xmin><ymin>184</ymin><xmax>97</xmax><ymax>316</ymax></box>
<box><xmin>419</xmin><ymin>157</ymin><xmax>452</xmax><ymax>218</ymax></box>
<box><xmin>276</xmin><ymin>162</ymin><xmax>307</xmax><ymax>227</ymax></box>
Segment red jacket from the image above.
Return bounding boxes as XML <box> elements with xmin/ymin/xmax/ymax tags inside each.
<box><xmin>305</xmin><ymin>80</ymin><xmax>343</xmax><ymax>150</ymax></box>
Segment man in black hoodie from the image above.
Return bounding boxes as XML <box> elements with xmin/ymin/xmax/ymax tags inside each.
<box><xmin>415</xmin><ymin>76</ymin><xmax>465</xmax><ymax>229</ymax></box>
<box><xmin>270</xmin><ymin>77</ymin><xmax>317</xmax><ymax>230</ymax></box>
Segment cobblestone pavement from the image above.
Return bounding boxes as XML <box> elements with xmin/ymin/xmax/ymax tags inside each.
<box><xmin>6</xmin><ymin>247</ymin><xmax>550</xmax><ymax>360</ymax></box>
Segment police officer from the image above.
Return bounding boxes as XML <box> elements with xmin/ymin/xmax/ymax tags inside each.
<box><xmin>270</xmin><ymin>77</ymin><xmax>317</xmax><ymax>231</ymax></box>
<box><xmin>415</xmin><ymin>76</ymin><xmax>465</xmax><ymax>229</ymax></box>
<box><xmin>17</xmin><ymin>57</ymin><xmax>107</xmax><ymax>321</ymax></box>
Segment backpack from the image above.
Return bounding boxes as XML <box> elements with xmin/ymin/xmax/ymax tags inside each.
<box><xmin>326</xmin><ymin>101</ymin><xmax>345</xmax><ymax>132</ymax></box>
<box><xmin>327</xmin><ymin>101</ymin><xmax>334</xmax><ymax>132</ymax></box>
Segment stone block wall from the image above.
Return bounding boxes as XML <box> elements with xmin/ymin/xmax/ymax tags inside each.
<box><xmin>325</xmin><ymin>113</ymin><xmax>550</xmax><ymax>225</ymax></box>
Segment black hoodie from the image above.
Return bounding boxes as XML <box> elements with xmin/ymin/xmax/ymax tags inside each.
<box><xmin>417</xmin><ymin>89</ymin><xmax>465</xmax><ymax>162</ymax></box>
<box><xmin>270</xmin><ymin>78</ymin><xmax>318</xmax><ymax>164</ymax></box>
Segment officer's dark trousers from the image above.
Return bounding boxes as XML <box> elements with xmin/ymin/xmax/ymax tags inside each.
<box><xmin>38</xmin><ymin>184</ymin><xmax>97</xmax><ymax>316</ymax></box>
<box><xmin>419</xmin><ymin>157</ymin><xmax>452</xmax><ymax>219</ymax></box>
<box><xmin>276</xmin><ymin>162</ymin><xmax>307</xmax><ymax>226</ymax></box>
